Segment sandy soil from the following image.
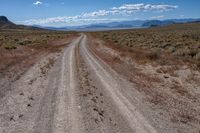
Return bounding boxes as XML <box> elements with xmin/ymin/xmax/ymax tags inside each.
<box><xmin>87</xmin><ymin>34</ymin><xmax>200</xmax><ymax>133</ymax></box>
<box><xmin>0</xmin><ymin>33</ymin><xmax>199</xmax><ymax>133</ymax></box>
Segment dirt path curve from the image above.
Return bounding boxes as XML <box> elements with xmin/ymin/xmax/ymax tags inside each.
<box><xmin>0</xmin><ymin>33</ymin><xmax>158</xmax><ymax>133</ymax></box>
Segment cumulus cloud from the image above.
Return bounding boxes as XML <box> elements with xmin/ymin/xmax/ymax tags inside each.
<box><xmin>33</xmin><ymin>1</ymin><xmax>42</xmax><ymax>5</ymax></box>
<box><xmin>22</xmin><ymin>3</ymin><xmax>178</xmax><ymax>25</ymax></box>
<box><xmin>112</xmin><ymin>3</ymin><xmax>178</xmax><ymax>12</ymax></box>
<box><xmin>82</xmin><ymin>10</ymin><xmax>110</xmax><ymax>17</ymax></box>
<box><xmin>81</xmin><ymin>3</ymin><xmax>178</xmax><ymax>17</ymax></box>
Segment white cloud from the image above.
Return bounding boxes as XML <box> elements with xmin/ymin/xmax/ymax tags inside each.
<box><xmin>150</xmin><ymin>15</ymin><xmax>165</xmax><ymax>19</ymax></box>
<box><xmin>33</xmin><ymin>1</ymin><xmax>42</xmax><ymax>5</ymax></box>
<box><xmin>21</xmin><ymin>3</ymin><xmax>178</xmax><ymax>26</ymax></box>
<box><xmin>111</xmin><ymin>3</ymin><xmax>178</xmax><ymax>16</ymax></box>
<box><xmin>82</xmin><ymin>10</ymin><xmax>110</xmax><ymax>17</ymax></box>
<box><xmin>112</xmin><ymin>3</ymin><xmax>178</xmax><ymax>12</ymax></box>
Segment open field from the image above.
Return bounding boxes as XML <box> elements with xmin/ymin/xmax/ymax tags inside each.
<box><xmin>0</xmin><ymin>29</ymin><xmax>77</xmax><ymax>50</ymax></box>
<box><xmin>85</xmin><ymin>22</ymin><xmax>200</xmax><ymax>132</ymax></box>
<box><xmin>0</xmin><ymin>29</ymin><xmax>78</xmax><ymax>97</ymax></box>
<box><xmin>0</xmin><ymin>23</ymin><xmax>200</xmax><ymax>133</ymax></box>
<box><xmin>1</xmin><ymin>0</ymin><xmax>200</xmax><ymax>132</ymax></box>
<box><xmin>95</xmin><ymin>23</ymin><xmax>200</xmax><ymax>67</ymax></box>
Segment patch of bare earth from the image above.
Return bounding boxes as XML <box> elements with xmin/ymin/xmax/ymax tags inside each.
<box><xmin>0</xmin><ymin>52</ymin><xmax>61</xmax><ymax>132</ymax></box>
<box><xmin>0</xmin><ymin>35</ymin><xmax>77</xmax><ymax>97</ymax></box>
<box><xmin>87</xmin><ymin>34</ymin><xmax>200</xmax><ymax>133</ymax></box>
<box><xmin>0</xmin><ymin>35</ymin><xmax>79</xmax><ymax>133</ymax></box>
<box><xmin>75</xmin><ymin>44</ymin><xmax>132</xmax><ymax>133</ymax></box>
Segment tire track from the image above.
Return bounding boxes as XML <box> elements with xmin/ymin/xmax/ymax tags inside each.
<box><xmin>80</xmin><ymin>34</ymin><xmax>157</xmax><ymax>133</ymax></box>
<box><xmin>52</xmin><ymin>35</ymin><xmax>84</xmax><ymax>133</ymax></box>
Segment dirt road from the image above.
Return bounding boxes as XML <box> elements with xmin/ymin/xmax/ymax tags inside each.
<box><xmin>0</xmin><ymin>34</ymin><xmax>198</xmax><ymax>133</ymax></box>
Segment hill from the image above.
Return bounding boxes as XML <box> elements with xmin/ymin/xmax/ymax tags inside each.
<box><xmin>0</xmin><ymin>16</ymin><xmax>41</xmax><ymax>30</ymax></box>
<box><xmin>0</xmin><ymin>16</ymin><xmax>16</xmax><ymax>29</ymax></box>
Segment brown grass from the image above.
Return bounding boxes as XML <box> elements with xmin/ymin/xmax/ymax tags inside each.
<box><xmin>86</xmin><ymin>24</ymin><xmax>200</xmax><ymax>130</ymax></box>
<box><xmin>91</xmin><ymin>22</ymin><xmax>200</xmax><ymax>69</ymax></box>
<box><xmin>0</xmin><ymin>29</ymin><xmax>78</xmax><ymax>86</ymax></box>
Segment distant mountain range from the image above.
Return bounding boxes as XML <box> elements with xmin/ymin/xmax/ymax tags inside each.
<box><xmin>35</xmin><ymin>20</ymin><xmax>144</xmax><ymax>31</ymax></box>
<box><xmin>1</xmin><ymin>16</ymin><xmax>200</xmax><ymax>31</ymax></box>
<box><xmin>142</xmin><ymin>18</ymin><xmax>200</xmax><ymax>27</ymax></box>
<box><xmin>142</xmin><ymin>20</ymin><xmax>175</xmax><ymax>27</ymax></box>
<box><xmin>0</xmin><ymin>16</ymin><xmax>41</xmax><ymax>30</ymax></box>
<box><xmin>36</xmin><ymin>18</ymin><xmax>200</xmax><ymax>31</ymax></box>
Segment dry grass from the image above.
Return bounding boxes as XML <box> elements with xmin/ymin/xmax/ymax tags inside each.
<box><xmin>87</xmin><ymin>24</ymin><xmax>200</xmax><ymax>130</ymax></box>
<box><xmin>93</xmin><ymin>22</ymin><xmax>200</xmax><ymax>68</ymax></box>
<box><xmin>0</xmin><ymin>29</ymin><xmax>78</xmax><ymax>83</ymax></box>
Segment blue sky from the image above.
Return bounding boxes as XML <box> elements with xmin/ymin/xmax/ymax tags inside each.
<box><xmin>0</xmin><ymin>0</ymin><xmax>200</xmax><ymax>27</ymax></box>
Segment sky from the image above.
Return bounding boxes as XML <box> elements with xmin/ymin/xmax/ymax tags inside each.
<box><xmin>0</xmin><ymin>0</ymin><xmax>200</xmax><ymax>27</ymax></box>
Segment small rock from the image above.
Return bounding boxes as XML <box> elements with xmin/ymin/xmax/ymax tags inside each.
<box><xmin>10</xmin><ymin>116</ymin><xmax>15</xmax><ymax>121</ymax></box>
<box><xmin>19</xmin><ymin>114</ymin><xmax>23</xmax><ymax>118</ymax></box>
<box><xmin>27</xmin><ymin>103</ymin><xmax>32</xmax><ymax>107</ymax></box>
<box><xmin>19</xmin><ymin>92</ymin><xmax>24</xmax><ymax>96</ymax></box>
<box><xmin>28</xmin><ymin>97</ymin><xmax>34</xmax><ymax>101</ymax></box>
<box><xmin>164</xmin><ymin>75</ymin><xmax>169</xmax><ymax>79</ymax></box>
<box><xmin>77</xmin><ymin>106</ymin><xmax>81</xmax><ymax>109</ymax></box>
<box><xmin>94</xmin><ymin>118</ymin><xmax>99</xmax><ymax>124</ymax></box>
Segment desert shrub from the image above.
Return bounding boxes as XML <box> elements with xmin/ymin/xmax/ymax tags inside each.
<box><xmin>114</xmin><ymin>40</ymin><xmax>118</xmax><ymax>43</ymax></box>
<box><xmin>129</xmin><ymin>44</ymin><xmax>133</xmax><ymax>47</ymax></box>
<box><xmin>14</xmin><ymin>39</ymin><xmax>19</xmax><ymax>42</ymax></box>
<box><xmin>190</xmin><ymin>34</ymin><xmax>199</xmax><ymax>41</ymax></box>
<box><xmin>3</xmin><ymin>43</ymin><xmax>17</xmax><ymax>49</ymax></box>
<box><xmin>160</xmin><ymin>43</ymin><xmax>172</xmax><ymax>48</ymax></box>
<box><xmin>146</xmin><ymin>49</ymin><xmax>160</xmax><ymax>60</ymax></box>
<box><xmin>188</xmin><ymin>49</ymin><xmax>198</xmax><ymax>58</ymax></box>
<box><xmin>182</xmin><ymin>34</ymin><xmax>190</xmax><ymax>38</ymax></box>
<box><xmin>168</xmin><ymin>46</ymin><xmax>176</xmax><ymax>53</ymax></box>
<box><xmin>18</xmin><ymin>39</ymin><xmax>32</xmax><ymax>45</ymax></box>
<box><xmin>173</xmin><ymin>48</ymin><xmax>198</xmax><ymax>59</ymax></box>
<box><xmin>195</xmin><ymin>52</ymin><xmax>200</xmax><ymax>61</ymax></box>
<box><xmin>174</xmin><ymin>49</ymin><xmax>191</xmax><ymax>57</ymax></box>
<box><xmin>102</xmin><ymin>34</ymin><xmax>108</xmax><ymax>38</ymax></box>
<box><xmin>97</xmin><ymin>23</ymin><xmax>200</xmax><ymax>66</ymax></box>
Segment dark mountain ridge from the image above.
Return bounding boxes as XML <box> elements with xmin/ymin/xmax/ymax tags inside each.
<box><xmin>0</xmin><ymin>16</ymin><xmax>41</xmax><ymax>30</ymax></box>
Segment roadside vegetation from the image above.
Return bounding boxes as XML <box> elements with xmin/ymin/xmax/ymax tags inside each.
<box><xmin>0</xmin><ymin>29</ymin><xmax>78</xmax><ymax>83</ymax></box>
<box><xmin>88</xmin><ymin>23</ymin><xmax>200</xmax><ymax>130</ymax></box>
<box><xmin>0</xmin><ymin>29</ymin><xmax>77</xmax><ymax>50</ymax></box>
<box><xmin>96</xmin><ymin>22</ymin><xmax>200</xmax><ymax>68</ymax></box>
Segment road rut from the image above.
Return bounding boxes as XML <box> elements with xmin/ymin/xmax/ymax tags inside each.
<box><xmin>0</xmin><ymin>34</ymin><xmax>159</xmax><ymax>133</ymax></box>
